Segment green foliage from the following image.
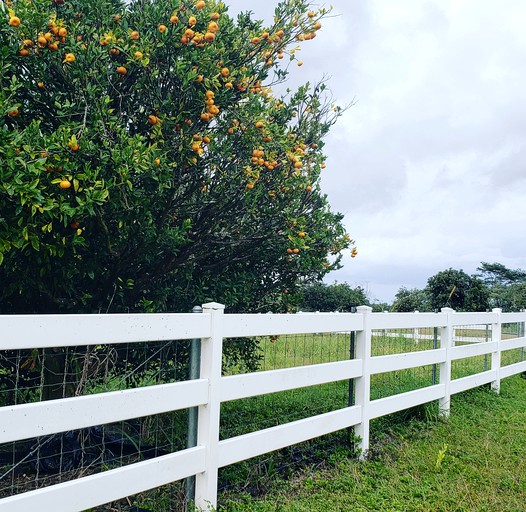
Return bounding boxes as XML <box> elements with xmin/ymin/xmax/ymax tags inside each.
<box><xmin>219</xmin><ymin>376</ymin><xmax>526</xmax><ymax>511</ymax></box>
<box><xmin>0</xmin><ymin>0</ymin><xmax>352</xmax><ymax>315</ymax></box>
<box><xmin>476</xmin><ymin>261</ymin><xmax>526</xmax><ymax>286</ymax></box>
<box><xmin>300</xmin><ymin>282</ymin><xmax>369</xmax><ymax>312</ymax></box>
<box><xmin>391</xmin><ymin>286</ymin><xmax>431</xmax><ymax>312</ymax></box>
<box><xmin>426</xmin><ymin>268</ymin><xmax>489</xmax><ymax>312</ymax></box>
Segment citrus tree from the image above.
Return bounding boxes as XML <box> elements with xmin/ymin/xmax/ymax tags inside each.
<box><xmin>0</xmin><ymin>0</ymin><xmax>353</xmax><ymax>316</ymax></box>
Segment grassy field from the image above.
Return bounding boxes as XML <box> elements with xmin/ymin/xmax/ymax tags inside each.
<box><xmin>220</xmin><ymin>374</ymin><xmax>526</xmax><ymax>511</ymax></box>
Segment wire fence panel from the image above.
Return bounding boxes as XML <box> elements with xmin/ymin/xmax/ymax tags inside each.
<box><xmin>218</xmin><ymin>332</ymin><xmax>355</xmax><ymax>500</ymax></box>
<box><xmin>369</xmin><ymin>328</ymin><xmax>439</xmax><ymax>401</ymax></box>
<box><xmin>0</xmin><ymin>340</ymin><xmax>194</xmax><ymax>511</ymax></box>
<box><xmin>451</xmin><ymin>324</ymin><xmax>491</xmax><ymax>379</ymax></box>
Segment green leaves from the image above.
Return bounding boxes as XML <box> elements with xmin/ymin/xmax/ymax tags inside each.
<box><xmin>0</xmin><ymin>0</ymin><xmax>352</xmax><ymax>315</ymax></box>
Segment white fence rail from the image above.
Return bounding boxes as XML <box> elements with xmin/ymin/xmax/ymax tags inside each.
<box><xmin>0</xmin><ymin>304</ymin><xmax>525</xmax><ymax>511</ymax></box>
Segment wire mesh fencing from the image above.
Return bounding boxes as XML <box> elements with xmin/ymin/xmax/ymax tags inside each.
<box><xmin>0</xmin><ymin>341</ymin><xmax>194</xmax><ymax>511</ymax></box>
<box><xmin>370</xmin><ymin>326</ymin><xmax>439</xmax><ymax>401</ymax></box>
<box><xmin>451</xmin><ymin>324</ymin><xmax>492</xmax><ymax>379</ymax></box>
<box><xmin>219</xmin><ymin>331</ymin><xmax>355</xmax><ymax>500</ymax></box>
<box><xmin>501</xmin><ymin>321</ymin><xmax>526</xmax><ymax>367</ymax></box>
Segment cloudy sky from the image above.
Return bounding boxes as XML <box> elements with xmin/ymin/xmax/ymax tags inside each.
<box><xmin>228</xmin><ymin>0</ymin><xmax>526</xmax><ymax>303</ymax></box>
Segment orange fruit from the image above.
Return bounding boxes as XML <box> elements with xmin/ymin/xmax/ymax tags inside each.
<box><xmin>68</xmin><ymin>142</ymin><xmax>79</xmax><ymax>151</ymax></box>
<box><xmin>148</xmin><ymin>115</ymin><xmax>159</xmax><ymax>125</ymax></box>
<box><xmin>307</xmin><ymin>11</ymin><xmax>315</xmax><ymax>18</ymax></box>
<box><xmin>158</xmin><ymin>24</ymin><xmax>167</xmax><ymax>33</ymax></box>
<box><xmin>58</xmin><ymin>27</ymin><xmax>67</xmax><ymax>37</ymax></box>
<box><xmin>37</xmin><ymin>82</ymin><xmax>44</xmax><ymax>89</ymax></box>
<box><xmin>48</xmin><ymin>42</ymin><xmax>59</xmax><ymax>51</ymax></box>
<box><xmin>9</xmin><ymin>17</ymin><xmax>20</xmax><ymax>27</ymax></box>
<box><xmin>8</xmin><ymin>109</ymin><xmax>19</xmax><ymax>117</ymax></box>
<box><xmin>23</xmin><ymin>39</ymin><xmax>33</xmax><ymax>47</ymax></box>
<box><xmin>210</xmin><ymin>12</ymin><xmax>220</xmax><ymax>21</ymax></box>
<box><xmin>255</xmin><ymin>120</ymin><xmax>264</xmax><ymax>128</ymax></box>
<box><xmin>246</xmin><ymin>183</ymin><xmax>254</xmax><ymax>189</ymax></box>
<box><xmin>225</xmin><ymin>82</ymin><xmax>233</xmax><ymax>89</ymax></box>
<box><xmin>38</xmin><ymin>36</ymin><xmax>47</xmax><ymax>46</ymax></box>
<box><xmin>116</xmin><ymin>66</ymin><xmax>127</xmax><ymax>75</ymax></box>
<box><xmin>220</xmin><ymin>67</ymin><xmax>229</xmax><ymax>77</ymax></box>
<box><xmin>170</xmin><ymin>14</ymin><xmax>179</xmax><ymax>24</ymax></box>
<box><xmin>252</xmin><ymin>36</ymin><xmax>260</xmax><ymax>44</ymax></box>
<box><xmin>205</xmin><ymin>90</ymin><xmax>215</xmax><ymax>99</ymax></box>
<box><xmin>297</xmin><ymin>61</ymin><xmax>303</xmax><ymax>67</ymax></box>
<box><xmin>200</xmin><ymin>112</ymin><xmax>211</xmax><ymax>121</ymax></box>
<box><xmin>44</xmin><ymin>32</ymin><xmax>53</xmax><ymax>41</ymax></box>
<box><xmin>134</xmin><ymin>51</ymin><xmax>143</xmax><ymax>59</ymax></box>
<box><xmin>185</xmin><ymin>28</ymin><xmax>195</xmax><ymax>39</ymax></box>
<box><xmin>305</xmin><ymin>185</ymin><xmax>312</xmax><ymax>192</ymax></box>
<box><xmin>19</xmin><ymin>49</ymin><xmax>30</xmax><ymax>56</ymax></box>
<box><xmin>188</xmin><ymin>16</ymin><xmax>197</xmax><ymax>27</ymax></box>
<box><xmin>314</xmin><ymin>21</ymin><xmax>321</xmax><ymax>30</ymax></box>
<box><xmin>196</xmin><ymin>74</ymin><xmax>204</xmax><ymax>82</ymax></box>
<box><xmin>204</xmin><ymin>31</ymin><xmax>215</xmax><ymax>42</ymax></box>
<box><xmin>130</xmin><ymin>30</ymin><xmax>140</xmax><ymax>40</ymax></box>
<box><xmin>155</xmin><ymin>158</ymin><xmax>160</xmax><ymax>166</ymax></box>
<box><xmin>64</xmin><ymin>53</ymin><xmax>75</xmax><ymax>63</ymax></box>
<box><xmin>195</xmin><ymin>0</ymin><xmax>205</xmax><ymax>9</ymax></box>
<box><xmin>59</xmin><ymin>180</ymin><xmax>71</xmax><ymax>189</ymax></box>
<box><xmin>298</xmin><ymin>232</ymin><xmax>306</xmax><ymax>237</ymax></box>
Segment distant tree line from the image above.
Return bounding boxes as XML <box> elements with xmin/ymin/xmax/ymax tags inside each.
<box><xmin>391</xmin><ymin>262</ymin><xmax>526</xmax><ymax>312</ymax></box>
<box><xmin>300</xmin><ymin>262</ymin><xmax>526</xmax><ymax>313</ymax></box>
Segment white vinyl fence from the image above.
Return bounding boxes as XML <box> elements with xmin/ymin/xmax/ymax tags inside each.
<box><xmin>0</xmin><ymin>303</ymin><xmax>525</xmax><ymax>511</ymax></box>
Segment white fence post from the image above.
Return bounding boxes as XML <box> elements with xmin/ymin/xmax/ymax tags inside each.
<box><xmin>354</xmin><ymin>305</ymin><xmax>372</xmax><ymax>459</ymax></box>
<box><xmin>439</xmin><ymin>307</ymin><xmax>454</xmax><ymax>418</ymax></box>
<box><xmin>195</xmin><ymin>302</ymin><xmax>225</xmax><ymax>511</ymax></box>
<box><xmin>491</xmin><ymin>307</ymin><xmax>502</xmax><ymax>394</ymax></box>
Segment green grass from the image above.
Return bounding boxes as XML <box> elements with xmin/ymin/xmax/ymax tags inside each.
<box><xmin>220</xmin><ymin>375</ymin><xmax>526</xmax><ymax>512</ymax></box>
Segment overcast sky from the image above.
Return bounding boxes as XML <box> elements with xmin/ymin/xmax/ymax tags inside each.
<box><xmin>227</xmin><ymin>0</ymin><xmax>526</xmax><ymax>303</ymax></box>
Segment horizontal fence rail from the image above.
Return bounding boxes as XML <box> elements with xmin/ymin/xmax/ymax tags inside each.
<box><xmin>0</xmin><ymin>305</ymin><xmax>525</xmax><ymax>511</ymax></box>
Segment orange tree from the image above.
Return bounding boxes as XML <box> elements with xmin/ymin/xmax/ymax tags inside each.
<box><xmin>0</xmin><ymin>0</ymin><xmax>353</xmax><ymax>316</ymax></box>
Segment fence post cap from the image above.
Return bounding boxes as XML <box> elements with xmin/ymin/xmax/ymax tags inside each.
<box><xmin>356</xmin><ymin>305</ymin><xmax>373</xmax><ymax>313</ymax></box>
<box><xmin>201</xmin><ymin>302</ymin><xmax>225</xmax><ymax>310</ymax></box>
<box><xmin>441</xmin><ymin>307</ymin><xmax>455</xmax><ymax>313</ymax></box>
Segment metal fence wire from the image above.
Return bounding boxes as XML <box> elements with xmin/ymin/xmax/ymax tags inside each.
<box><xmin>0</xmin><ymin>341</ymin><xmax>192</xmax><ymax>510</ymax></box>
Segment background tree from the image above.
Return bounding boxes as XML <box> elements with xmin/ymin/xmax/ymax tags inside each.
<box><xmin>391</xmin><ymin>286</ymin><xmax>430</xmax><ymax>312</ymax></box>
<box><xmin>300</xmin><ymin>282</ymin><xmax>368</xmax><ymax>312</ymax></box>
<box><xmin>425</xmin><ymin>268</ymin><xmax>489</xmax><ymax>312</ymax></box>
<box><xmin>476</xmin><ymin>262</ymin><xmax>526</xmax><ymax>311</ymax></box>
<box><xmin>0</xmin><ymin>0</ymin><xmax>353</xmax><ymax>316</ymax></box>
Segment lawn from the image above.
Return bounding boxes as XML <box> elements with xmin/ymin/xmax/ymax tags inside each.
<box><xmin>220</xmin><ymin>374</ymin><xmax>526</xmax><ymax>511</ymax></box>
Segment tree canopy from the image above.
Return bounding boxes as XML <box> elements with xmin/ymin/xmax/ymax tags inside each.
<box><xmin>300</xmin><ymin>282</ymin><xmax>368</xmax><ymax>312</ymax></box>
<box><xmin>0</xmin><ymin>0</ymin><xmax>353</xmax><ymax>314</ymax></box>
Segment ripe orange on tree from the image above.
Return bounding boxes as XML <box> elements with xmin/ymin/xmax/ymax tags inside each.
<box><xmin>9</xmin><ymin>16</ymin><xmax>20</xmax><ymax>27</ymax></box>
<box><xmin>116</xmin><ymin>66</ymin><xmax>127</xmax><ymax>75</ymax></box>
<box><xmin>59</xmin><ymin>180</ymin><xmax>71</xmax><ymax>189</ymax></box>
